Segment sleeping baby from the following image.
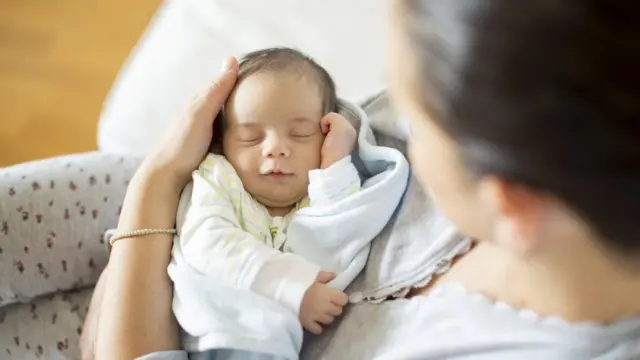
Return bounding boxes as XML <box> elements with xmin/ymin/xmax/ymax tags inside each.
<box><xmin>171</xmin><ymin>48</ymin><xmax>366</xmax><ymax>359</ymax></box>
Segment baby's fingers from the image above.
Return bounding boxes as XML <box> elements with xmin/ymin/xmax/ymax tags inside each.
<box><xmin>327</xmin><ymin>304</ymin><xmax>343</xmax><ymax>317</ymax></box>
<box><xmin>316</xmin><ymin>271</ymin><xmax>336</xmax><ymax>284</ymax></box>
<box><xmin>317</xmin><ymin>314</ymin><xmax>335</xmax><ymax>325</ymax></box>
<box><xmin>306</xmin><ymin>321</ymin><xmax>324</xmax><ymax>335</ymax></box>
<box><xmin>320</xmin><ymin>116</ymin><xmax>331</xmax><ymax>134</ymax></box>
<box><xmin>330</xmin><ymin>290</ymin><xmax>349</xmax><ymax>307</ymax></box>
<box><xmin>321</xmin><ymin>112</ymin><xmax>346</xmax><ymax>132</ymax></box>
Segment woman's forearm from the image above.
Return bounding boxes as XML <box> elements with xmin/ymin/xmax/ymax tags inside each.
<box><xmin>92</xmin><ymin>58</ymin><xmax>238</xmax><ymax>360</ymax></box>
<box><xmin>95</xmin><ymin>165</ymin><xmax>183</xmax><ymax>360</ymax></box>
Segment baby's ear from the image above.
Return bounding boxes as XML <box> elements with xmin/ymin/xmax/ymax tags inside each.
<box><xmin>209</xmin><ymin>112</ymin><xmax>225</xmax><ymax>155</ymax></box>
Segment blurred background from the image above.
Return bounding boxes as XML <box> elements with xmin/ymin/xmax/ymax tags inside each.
<box><xmin>0</xmin><ymin>0</ymin><xmax>161</xmax><ymax>166</ymax></box>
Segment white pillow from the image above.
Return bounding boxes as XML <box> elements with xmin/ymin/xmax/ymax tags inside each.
<box><xmin>98</xmin><ymin>0</ymin><xmax>388</xmax><ymax>155</ymax></box>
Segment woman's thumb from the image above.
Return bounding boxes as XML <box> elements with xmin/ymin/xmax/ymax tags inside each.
<box><xmin>316</xmin><ymin>271</ymin><xmax>336</xmax><ymax>284</ymax></box>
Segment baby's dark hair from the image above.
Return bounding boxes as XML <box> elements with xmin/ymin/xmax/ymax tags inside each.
<box><xmin>211</xmin><ymin>47</ymin><xmax>338</xmax><ymax>153</ymax></box>
<box><xmin>236</xmin><ymin>47</ymin><xmax>338</xmax><ymax>114</ymax></box>
<box><xmin>404</xmin><ymin>0</ymin><xmax>640</xmax><ymax>256</ymax></box>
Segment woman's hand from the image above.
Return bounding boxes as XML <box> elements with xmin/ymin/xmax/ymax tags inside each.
<box><xmin>116</xmin><ymin>57</ymin><xmax>239</xmax><ymax>234</ymax></box>
<box><xmin>141</xmin><ymin>57</ymin><xmax>239</xmax><ymax>189</ymax></box>
<box><xmin>90</xmin><ymin>58</ymin><xmax>239</xmax><ymax>360</ymax></box>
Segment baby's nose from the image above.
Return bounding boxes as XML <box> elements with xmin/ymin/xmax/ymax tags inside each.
<box><xmin>262</xmin><ymin>135</ymin><xmax>291</xmax><ymax>158</ymax></box>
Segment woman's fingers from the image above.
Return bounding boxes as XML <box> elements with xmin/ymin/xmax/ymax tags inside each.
<box><xmin>144</xmin><ymin>56</ymin><xmax>239</xmax><ymax>186</ymax></box>
<box><xmin>192</xmin><ymin>57</ymin><xmax>239</xmax><ymax>124</ymax></box>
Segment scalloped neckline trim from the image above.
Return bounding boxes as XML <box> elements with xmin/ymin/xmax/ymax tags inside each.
<box><xmin>425</xmin><ymin>282</ymin><xmax>640</xmax><ymax>332</ymax></box>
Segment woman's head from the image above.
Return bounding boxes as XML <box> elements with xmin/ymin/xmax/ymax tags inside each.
<box><xmin>389</xmin><ymin>0</ymin><xmax>639</xmax><ymax>260</ymax></box>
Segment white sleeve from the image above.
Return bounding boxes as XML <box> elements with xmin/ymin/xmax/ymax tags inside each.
<box><xmin>283</xmin><ymin>155</ymin><xmax>366</xmax><ymax>290</ymax></box>
<box><xmin>308</xmin><ymin>155</ymin><xmax>361</xmax><ymax>207</ymax></box>
<box><xmin>179</xmin><ymin>155</ymin><xmax>320</xmax><ymax>315</ymax></box>
<box><xmin>285</xmin><ymin>150</ymin><xmax>408</xmax><ymax>291</ymax></box>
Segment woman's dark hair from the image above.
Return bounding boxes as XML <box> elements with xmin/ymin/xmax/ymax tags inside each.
<box><xmin>404</xmin><ymin>0</ymin><xmax>639</xmax><ymax>255</ymax></box>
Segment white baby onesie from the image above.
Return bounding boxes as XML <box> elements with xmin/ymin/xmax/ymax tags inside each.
<box><xmin>176</xmin><ymin>153</ymin><xmax>361</xmax><ymax>317</ymax></box>
<box><xmin>169</xmin><ymin>100</ymin><xmax>410</xmax><ymax>358</ymax></box>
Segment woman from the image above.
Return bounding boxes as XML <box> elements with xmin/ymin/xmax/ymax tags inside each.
<box><xmin>86</xmin><ymin>0</ymin><xmax>640</xmax><ymax>358</ymax></box>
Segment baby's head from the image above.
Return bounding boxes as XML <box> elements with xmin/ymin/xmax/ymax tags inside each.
<box><xmin>220</xmin><ymin>48</ymin><xmax>337</xmax><ymax>212</ymax></box>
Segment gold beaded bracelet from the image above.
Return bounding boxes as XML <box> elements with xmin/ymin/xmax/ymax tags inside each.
<box><xmin>108</xmin><ymin>228</ymin><xmax>177</xmax><ymax>247</ymax></box>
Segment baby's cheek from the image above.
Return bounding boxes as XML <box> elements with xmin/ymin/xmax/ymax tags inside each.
<box><xmin>227</xmin><ymin>147</ymin><xmax>259</xmax><ymax>174</ymax></box>
<box><xmin>307</xmin><ymin>143</ymin><xmax>323</xmax><ymax>169</ymax></box>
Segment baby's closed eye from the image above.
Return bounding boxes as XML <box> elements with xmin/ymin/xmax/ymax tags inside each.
<box><xmin>234</xmin><ymin>127</ymin><xmax>264</xmax><ymax>143</ymax></box>
<box><xmin>290</xmin><ymin>124</ymin><xmax>320</xmax><ymax>138</ymax></box>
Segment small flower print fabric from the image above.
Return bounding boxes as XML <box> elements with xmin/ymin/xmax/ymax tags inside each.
<box><xmin>0</xmin><ymin>288</ymin><xmax>92</xmax><ymax>360</ymax></box>
<box><xmin>0</xmin><ymin>152</ymin><xmax>141</xmax><ymax>359</ymax></box>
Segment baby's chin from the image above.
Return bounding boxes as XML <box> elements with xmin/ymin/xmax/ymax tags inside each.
<box><xmin>253</xmin><ymin>191</ymin><xmax>306</xmax><ymax>212</ymax></box>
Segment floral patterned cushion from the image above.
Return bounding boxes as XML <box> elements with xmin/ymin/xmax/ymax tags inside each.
<box><xmin>0</xmin><ymin>153</ymin><xmax>140</xmax><ymax>306</ymax></box>
<box><xmin>0</xmin><ymin>288</ymin><xmax>92</xmax><ymax>359</ymax></box>
<box><xmin>0</xmin><ymin>152</ymin><xmax>141</xmax><ymax>359</ymax></box>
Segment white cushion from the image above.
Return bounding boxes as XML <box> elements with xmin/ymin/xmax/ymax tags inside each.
<box><xmin>98</xmin><ymin>0</ymin><xmax>388</xmax><ymax>155</ymax></box>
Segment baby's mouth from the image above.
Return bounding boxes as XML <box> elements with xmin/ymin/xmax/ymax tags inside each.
<box><xmin>262</xmin><ymin>169</ymin><xmax>294</xmax><ymax>178</ymax></box>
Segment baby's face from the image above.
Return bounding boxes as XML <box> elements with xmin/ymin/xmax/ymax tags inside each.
<box><xmin>222</xmin><ymin>71</ymin><xmax>325</xmax><ymax>211</ymax></box>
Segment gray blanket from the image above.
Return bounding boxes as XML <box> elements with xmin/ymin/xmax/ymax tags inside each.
<box><xmin>300</xmin><ymin>92</ymin><xmax>471</xmax><ymax>359</ymax></box>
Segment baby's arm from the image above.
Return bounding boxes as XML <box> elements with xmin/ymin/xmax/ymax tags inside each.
<box><xmin>310</xmin><ymin>112</ymin><xmax>361</xmax><ymax>206</ymax></box>
<box><xmin>308</xmin><ymin>155</ymin><xmax>361</xmax><ymax>207</ymax></box>
<box><xmin>179</xmin><ymin>155</ymin><xmax>320</xmax><ymax>315</ymax></box>
<box><xmin>285</xmin><ymin>155</ymin><xmax>371</xmax><ymax>290</ymax></box>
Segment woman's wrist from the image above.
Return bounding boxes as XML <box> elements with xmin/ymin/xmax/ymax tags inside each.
<box><xmin>117</xmin><ymin>162</ymin><xmax>185</xmax><ymax>232</ymax></box>
<box><xmin>137</xmin><ymin>154</ymin><xmax>192</xmax><ymax>192</ymax></box>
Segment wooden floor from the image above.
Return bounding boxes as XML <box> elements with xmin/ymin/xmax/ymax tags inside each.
<box><xmin>0</xmin><ymin>0</ymin><xmax>161</xmax><ymax>166</ymax></box>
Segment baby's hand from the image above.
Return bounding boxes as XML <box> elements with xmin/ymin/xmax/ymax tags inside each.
<box><xmin>320</xmin><ymin>113</ymin><xmax>357</xmax><ymax>169</ymax></box>
<box><xmin>299</xmin><ymin>271</ymin><xmax>348</xmax><ymax>334</ymax></box>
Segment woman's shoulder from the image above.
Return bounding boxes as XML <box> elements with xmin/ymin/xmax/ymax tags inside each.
<box><xmin>301</xmin><ymin>283</ymin><xmax>640</xmax><ymax>360</ymax></box>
